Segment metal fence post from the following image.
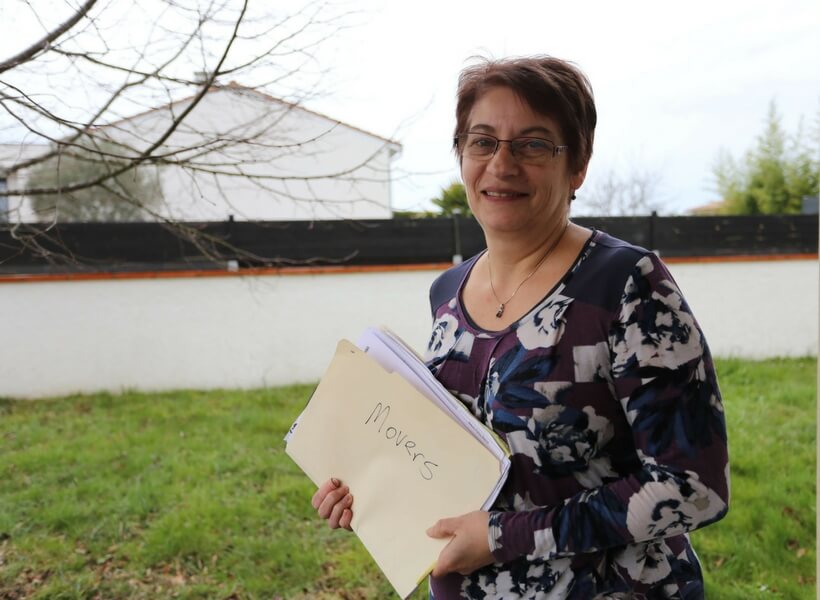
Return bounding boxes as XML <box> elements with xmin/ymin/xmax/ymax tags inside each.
<box><xmin>452</xmin><ymin>209</ymin><xmax>463</xmax><ymax>264</ymax></box>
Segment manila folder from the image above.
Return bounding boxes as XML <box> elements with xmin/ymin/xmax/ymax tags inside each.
<box><xmin>285</xmin><ymin>339</ymin><xmax>503</xmax><ymax>599</ymax></box>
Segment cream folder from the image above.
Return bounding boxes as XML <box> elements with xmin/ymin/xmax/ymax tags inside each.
<box><xmin>285</xmin><ymin>339</ymin><xmax>505</xmax><ymax>599</ymax></box>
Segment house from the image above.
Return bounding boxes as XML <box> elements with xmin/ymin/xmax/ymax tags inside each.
<box><xmin>0</xmin><ymin>83</ymin><xmax>402</xmax><ymax>222</ymax></box>
<box><xmin>687</xmin><ymin>200</ymin><xmax>726</xmax><ymax>216</ymax></box>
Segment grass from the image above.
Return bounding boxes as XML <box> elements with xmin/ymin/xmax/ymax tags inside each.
<box><xmin>0</xmin><ymin>357</ymin><xmax>815</xmax><ymax>599</ymax></box>
<box><xmin>698</xmin><ymin>358</ymin><xmax>816</xmax><ymax>598</ymax></box>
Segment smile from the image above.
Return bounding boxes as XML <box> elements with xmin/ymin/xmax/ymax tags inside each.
<box><xmin>483</xmin><ymin>190</ymin><xmax>527</xmax><ymax>199</ymax></box>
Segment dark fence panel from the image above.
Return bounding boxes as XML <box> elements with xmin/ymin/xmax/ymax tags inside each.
<box><xmin>0</xmin><ymin>214</ymin><xmax>816</xmax><ymax>273</ymax></box>
<box><xmin>647</xmin><ymin>215</ymin><xmax>818</xmax><ymax>256</ymax></box>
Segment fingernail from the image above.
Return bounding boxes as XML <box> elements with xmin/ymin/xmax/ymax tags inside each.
<box><xmin>344</xmin><ymin>494</ymin><xmax>352</xmax><ymax>504</ymax></box>
<box><xmin>331</xmin><ymin>477</ymin><xmax>340</xmax><ymax>487</ymax></box>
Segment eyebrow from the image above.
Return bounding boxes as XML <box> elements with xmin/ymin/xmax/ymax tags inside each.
<box><xmin>469</xmin><ymin>124</ymin><xmax>557</xmax><ymax>138</ymax></box>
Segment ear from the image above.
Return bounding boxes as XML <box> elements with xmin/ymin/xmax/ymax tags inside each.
<box><xmin>569</xmin><ymin>163</ymin><xmax>588</xmax><ymax>192</ymax></box>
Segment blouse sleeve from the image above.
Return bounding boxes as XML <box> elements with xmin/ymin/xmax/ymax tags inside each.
<box><xmin>487</xmin><ymin>252</ymin><xmax>730</xmax><ymax>563</ymax></box>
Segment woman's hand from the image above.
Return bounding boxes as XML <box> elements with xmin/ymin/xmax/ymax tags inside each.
<box><xmin>311</xmin><ymin>478</ymin><xmax>354</xmax><ymax>531</ymax></box>
<box><xmin>427</xmin><ymin>511</ymin><xmax>494</xmax><ymax>576</ymax></box>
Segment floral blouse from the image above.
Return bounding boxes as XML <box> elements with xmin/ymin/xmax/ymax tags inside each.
<box><xmin>423</xmin><ymin>230</ymin><xmax>729</xmax><ymax>600</ymax></box>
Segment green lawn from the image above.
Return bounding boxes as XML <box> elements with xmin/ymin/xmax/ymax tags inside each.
<box><xmin>0</xmin><ymin>357</ymin><xmax>815</xmax><ymax>599</ymax></box>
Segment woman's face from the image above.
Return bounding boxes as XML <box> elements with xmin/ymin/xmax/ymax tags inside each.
<box><xmin>460</xmin><ymin>86</ymin><xmax>585</xmax><ymax>239</ymax></box>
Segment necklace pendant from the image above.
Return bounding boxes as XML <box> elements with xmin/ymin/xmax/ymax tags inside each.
<box><xmin>496</xmin><ymin>304</ymin><xmax>505</xmax><ymax>318</ymax></box>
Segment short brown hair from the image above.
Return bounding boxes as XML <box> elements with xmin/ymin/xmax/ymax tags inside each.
<box><xmin>454</xmin><ymin>55</ymin><xmax>597</xmax><ymax>174</ymax></box>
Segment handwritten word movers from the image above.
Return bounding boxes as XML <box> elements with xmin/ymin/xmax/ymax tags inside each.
<box><xmin>365</xmin><ymin>402</ymin><xmax>439</xmax><ymax>480</ymax></box>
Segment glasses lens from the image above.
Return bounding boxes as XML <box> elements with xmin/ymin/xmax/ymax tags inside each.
<box><xmin>461</xmin><ymin>133</ymin><xmax>496</xmax><ymax>158</ymax></box>
<box><xmin>459</xmin><ymin>133</ymin><xmax>557</xmax><ymax>162</ymax></box>
<box><xmin>511</xmin><ymin>138</ymin><xmax>553</xmax><ymax>160</ymax></box>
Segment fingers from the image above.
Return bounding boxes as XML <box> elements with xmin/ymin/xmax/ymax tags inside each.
<box><xmin>428</xmin><ymin>512</ymin><xmax>493</xmax><ymax>577</ymax></box>
<box><xmin>338</xmin><ymin>507</ymin><xmax>353</xmax><ymax>531</ymax></box>
<box><xmin>311</xmin><ymin>477</ymin><xmax>341</xmax><ymax>509</ymax></box>
<box><xmin>427</xmin><ymin>517</ymin><xmax>457</xmax><ymax>577</ymax></box>
<box><xmin>430</xmin><ymin>539</ymin><xmax>455</xmax><ymax>577</ymax></box>
<box><xmin>431</xmin><ymin>535</ymin><xmax>472</xmax><ymax>577</ymax></box>
<box><xmin>312</xmin><ymin>478</ymin><xmax>354</xmax><ymax>530</ymax></box>
<box><xmin>426</xmin><ymin>517</ymin><xmax>456</xmax><ymax>539</ymax></box>
<box><xmin>317</xmin><ymin>484</ymin><xmax>349</xmax><ymax>519</ymax></box>
<box><xmin>328</xmin><ymin>492</ymin><xmax>354</xmax><ymax>529</ymax></box>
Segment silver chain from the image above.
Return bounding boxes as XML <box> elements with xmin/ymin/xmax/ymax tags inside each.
<box><xmin>487</xmin><ymin>221</ymin><xmax>569</xmax><ymax>318</ymax></box>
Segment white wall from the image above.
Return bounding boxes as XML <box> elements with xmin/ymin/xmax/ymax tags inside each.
<box><xmin>669</xmin><ymin>259</ymin><xmax>818</xmax><ymax>359</ymax></box>
<box><xmin>2</xmin><ymin>88</ymin><xmax>399</xmax><ymax>223</ymax></box>
<box><xmin>1</xmin><ymin>258</ymin><xmax>816</xmax><ymax>399</ymax></box>
<box><xmin>109</xmin><ymin>88</ymin><xmax>399</xmax><ymax>221</ymax></box>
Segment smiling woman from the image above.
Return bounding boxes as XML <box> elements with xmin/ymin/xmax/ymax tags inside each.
<box><xmin>313</xmin><ymin>55</ymin><xmax>729</xmax><ymax>600</ymax></box>
<box><xmin>457</xmin><ymin>87</ymin><xmax>580</xmax><ymax>259</ymax></box>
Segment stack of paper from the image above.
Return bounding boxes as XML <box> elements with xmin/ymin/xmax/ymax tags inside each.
<box><xmin>355</xmin><ymin>327</ymin><xmax>511</xmax><ymax>508</ymax></box>
<box><xmin>285</xmin><ymin>327</ymin><xmax>510</xmax><ymax>599</ymax></box>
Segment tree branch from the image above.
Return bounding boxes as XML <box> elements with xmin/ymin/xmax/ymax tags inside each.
<box><xmin>0</xmin><ymin>0</ymin><xmax>99</xmax><ymax>74</ymax></box>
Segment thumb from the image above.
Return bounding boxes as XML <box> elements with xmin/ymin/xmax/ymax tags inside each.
<box><xmin>426</xmin><ymin>517</ymin><xmax>457</xmax><ymax>539</ymax></box>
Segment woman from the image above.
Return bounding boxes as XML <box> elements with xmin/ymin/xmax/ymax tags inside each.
<box><xmin>313</xmin><ymin>56</ymin><xmax>729</xmax><ymax>599</ymax></box>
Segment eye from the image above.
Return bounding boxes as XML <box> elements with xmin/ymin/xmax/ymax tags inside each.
<box><xmin>469</xmin><ymin>135</ymin><xmax>496</xmax><ymax>148</ymax></box>
<box><xmin>519</xmin><ymin>138</ymin><xmax>550</xmax><ymax>151</ymax></box>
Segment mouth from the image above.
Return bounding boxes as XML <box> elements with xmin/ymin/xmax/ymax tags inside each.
<box><xmin>482</xmin><ymin>190</ymin><xmax>528</xmax><ymax>199</ymax></box>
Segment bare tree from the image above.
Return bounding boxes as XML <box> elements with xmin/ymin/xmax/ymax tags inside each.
<box><xmin>0</xmin><ymin>0</ymin><xmax>398</xmax><ymax>263</ymax></box>
<box><xmin>574</xmin><ymin>166</ymin><xmax>664</xmax><ymax>216</ymax></box>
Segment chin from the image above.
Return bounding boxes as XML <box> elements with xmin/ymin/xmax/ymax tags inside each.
<box><xmin>479</xmin><ymin>215</ymin><xmax>533</xmax><ymax>235</ymax></box>
<box><xmin>475</xmin><ymin>203</ymin><xmax>532</xmax><ymax>227</ymax></box>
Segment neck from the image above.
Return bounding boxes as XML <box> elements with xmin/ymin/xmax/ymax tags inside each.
<box><xmin>485</xmin><ymin>220</ymin><xmax>570</xmax><ymax>280</ymax></box>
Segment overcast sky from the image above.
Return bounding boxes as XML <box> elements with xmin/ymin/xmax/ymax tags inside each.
<box><xmin>307</xmin><ymin>0</ymin><xmax>819</xmax><ymax>214</ymax></box>
<box><xmin>3</xmin><ymin>0</ymin><xmax>818</xmax><ymax>215</ymax></box>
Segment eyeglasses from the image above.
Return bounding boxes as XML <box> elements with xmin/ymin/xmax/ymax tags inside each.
<box><xmin>454</xmin><ymin>132</ymin><xmax>568</xmax><ymax>164</ymax></box>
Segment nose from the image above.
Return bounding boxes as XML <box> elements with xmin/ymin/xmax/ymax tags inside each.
<box><xmin>487</xmin><ymin>141</ymin><xmax>519</xmax><ymax>177</ymax></box>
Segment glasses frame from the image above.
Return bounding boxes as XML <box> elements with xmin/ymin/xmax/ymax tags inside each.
<box><xmin>454</xmin><ymin>132</ymin><xmax>569</xmax><ymax>164</ymax></box>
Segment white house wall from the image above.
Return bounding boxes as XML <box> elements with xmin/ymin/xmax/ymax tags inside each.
<box><xmin>2</xmin><ymin>89</ymin><xmax>398</xmax><ymax>222</ymax></box>
<box><xmin>0</xmin><ymin>258</ymin><xmax>816</xmax><ymax>399</ymax></box>
<box><xmin>107</xmin><ymin>88</ymin><xmax>397</xmax><ymax>221</ymax></box>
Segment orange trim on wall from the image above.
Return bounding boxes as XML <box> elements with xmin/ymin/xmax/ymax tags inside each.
<box><xmin>0</xmin><ymin>262</ymin><xmax>455</xmax><ymax>284</ymax></box>
<box><xmin>0</xmin><ymin>253</ymin><xmax>816</xmax><ymax>284</ymax></box>
<box><xmin>662</xmin><ymin>253</ymin><xmax>817</xmax><ymax>264</ymax></box>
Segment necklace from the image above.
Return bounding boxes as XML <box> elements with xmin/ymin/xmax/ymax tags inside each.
<box><xmin>487</xmin><ymin>221</ymin><xmax>569</xmax><ymax>318</ymax></box>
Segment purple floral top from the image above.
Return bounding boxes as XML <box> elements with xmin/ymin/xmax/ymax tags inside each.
<box><xmin>423</xmin><ymin>231</ymin><xmax>729</xmax><ymax>600</ymax></box>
